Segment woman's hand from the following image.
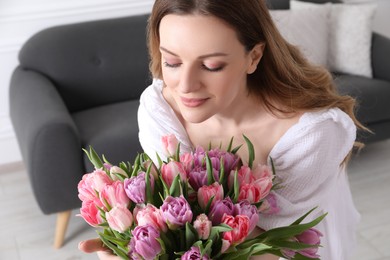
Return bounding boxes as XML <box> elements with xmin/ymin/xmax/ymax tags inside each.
<box><xmin>78</xmin><ymin>238</ymin><xmax>121</xmax><ymax>260</ymax></box>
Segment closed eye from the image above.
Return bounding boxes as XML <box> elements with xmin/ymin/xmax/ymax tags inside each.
<box><xmin>163</xmin><ymin>61</ymin><xmax>181</xmax><ymax>68</ymax></box>
<box><xmin>202</xmin><ymin>64</ymin><xmax>224</xmax><ymax>72</ymax></box>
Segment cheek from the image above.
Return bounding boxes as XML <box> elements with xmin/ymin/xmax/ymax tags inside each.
<box><xmin>162</xmin><ymin>68</ymin><xmax>179</xmax><ymax>87</ymax></box>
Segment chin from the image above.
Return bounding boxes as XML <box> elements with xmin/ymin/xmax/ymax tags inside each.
<box><xmin>182</xmin><ymin>111</ymin><xmax>213</xmax><ymax>124</ymax></box>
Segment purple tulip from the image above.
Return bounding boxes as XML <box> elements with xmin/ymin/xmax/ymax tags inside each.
<box><xmin>296</xmin><ymin>228</ymin><xmax>323</xmax><ymax>258</ymax></box>
<box><xmin>160</xmin><ymin>195</ymin><xmax>193</xmax><ymax>230</ymax></box>
<box><xmin>282</xmin><ymin>228</ymin><xmax>323</xmax><ymax>259</ymax></box>
<box><xmin>208</xmin><ymin>197</ymin><xmax>235</xmax><ymax>225</ymax></box>
<box><xmin>258</xmin><ymin>192</ymin><xmax>279</xmax><ymax>215</ymax></box>
<box><xmin>234</xmin><ymin>200</ymin><xmax>259</xmax><ymax>233</ymax></box>
<box><xmin>181</xmin><ymin>246</ymin><xmax>210</xmax><ymax>260</ymax></box>
<box><xmin>192</xmin><ymin>146</ymin><xmax>240</xmax><ymax>174</ymax></box>
<box><xmin>124</xmin><ymin>172</ymin><xmax>154</xmax><ymax>204</ymax></box>
<box><xmin>189</xmin><ymin>167</ymin><xmax>220</xmax><ymax>191</ymax></box>
<box><xmin>129</xmin><ymin>224</ymin><xmax>161</xmax><ymax>260</ymax></box>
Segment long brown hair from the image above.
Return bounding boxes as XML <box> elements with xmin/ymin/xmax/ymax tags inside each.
<box><xmin>147</xmin><ymin>0</ymin><xmax>367</xmax><ymax>152</ymax></box>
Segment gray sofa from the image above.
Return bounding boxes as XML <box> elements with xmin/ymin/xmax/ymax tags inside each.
<box><xmin>9</xmin><ymin>14</ymin><xmax>150</xmax><ymax>247</ymax></box>
<box><xmin>267</xmin><ymin>0</ymin><xmax>390</xmax><ymax>143</ymax></box>
<box><xmin>9</xmin><ymin>0</ymin><xmax>390</xmax><ymax>248</ymax></box>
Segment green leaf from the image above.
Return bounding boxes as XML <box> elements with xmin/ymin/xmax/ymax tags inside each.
<box><xmin>102</xmin><ymin>154</ymin><xmax>111</xmax><ymax>166</ymax></box>
<box><xmin>156</xmin><ymin>152</ymin><xmax>163</xmax><ymax>168</ymax></box>
<box><xmin>119</xmin><ymin>162</ymin><xmax>130</xmax><ymax>177</ymax></box>
<box><xmin>83</xmin><ymin>146</ymin><xmax>104</xmax><ymax>169</ymax></box>
<box><xmin>250</xmin><ymin>213</ymin><xmax>327</xmax><ymax>242</ymax></box>
<box><xmin>202</xmin><ymin>239</ymin><xmax>213</xmax><ymax>256</ymax></box>
<box><xmin>204</xmin><ymin>195</ymin><xmax>215</xmax><ymax>214</ymax></box>
<box><xmin>175</xmin><ymin>142</ymin><xmax>181</xmax><ymax>162</ymax></box>
<box><xmin>266</xmin><ymin>239</ymin><xmax>320</xmax><ymax>250</ymax></box>
<box><xmin>231</xmin><ymin>144</ymin><xmax>243</xmax><ymax>155</ymax></box>
<box><xmin>145</xmin><ymin>166</ymin><xmax>153</xmax><ymax>204</ymax></box>
<box><xmin>160</xmin><ymin>175</ymin><xmax>170</xmax><ymax>198</ymax></box>
<box><xmin>213</xmin><ymin>223</ymin><xmax>233</xmax><ymax>233</ymax></box>
<box><xmin>233</xmin><ymin>170</ymin><xmax>240</xmax><ymax>203</ymax></box>
<box><xmin>243</xmin><ymin>135</ymin><xmax>254</xmax><ymax>169</ymax></box>
<box><xmin>226</xmin><ymin>136</ymin><xmax>234</xmax><ymax>153</ymax></box>
<box><xmin>206</xmin><ymin>153</ymin><xmax>215</xmax><ymax>185</ymax></box>
<box><xmin>185</xmin><ymin>222</ymin><xmax>198</xmax><ymax>248</ymax></box>
<box><xmin>98</xmin><ymin>233</ymin><xmax>129</xmax><ymax>260</ymax></box>
<box><xmin>131</xmin><ymin>154</ymin><xmax>141</xmax><ymax>177</ymax></box>
<box><xmin>169</xmin><ymin>174</ymin><xmax>182</xmax><ymax>197</ymax></box>
<box><xmin>219</xmin><ymin>157</ymin><xmax>225</xmax><ymax>186</ymax></box>
<box><xmin>290</xmin><ymin>207</ymin><xmax>318</xmax><ymax>226</ymax></box>
<box><xmin>222</xmin><ymin>243</ymin><xmax>272</xmax><ymax>260</ymax></box>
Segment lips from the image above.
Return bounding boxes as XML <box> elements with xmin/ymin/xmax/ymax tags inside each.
<box><xmin>180</xmin><ymin>97</ymin><xmax>208</xmax><ymax>108</ymax></box>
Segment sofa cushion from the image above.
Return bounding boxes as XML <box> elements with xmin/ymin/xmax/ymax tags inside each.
<box><xmin>72</xmin><ymin>100</ymin><xmax>142</xmax><ymax>172</ymax></box>
<box><xmin>335</xmin><ymin>74</ymin><xmax>390</xmax><ymax>125</ymax></box>
<box><xmin>291</xmin><ymin>0</ymin><xmax>377</xmax><ymax>78</ymax></box>
<box><xmin>270</xmin><ymin>6</ymin><xmax>330</xmax><ymax>66</ymax></box>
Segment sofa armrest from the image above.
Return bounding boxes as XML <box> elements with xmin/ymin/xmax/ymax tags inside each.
<box><xmin>372</xmin><ymin>32</ymin><xmax>390</xmax><ymax>82</ymax></box>
<box><xmin>9</xmin><ymin>67</ymin><xmax>84</xmax><ymax>214</ymax></box>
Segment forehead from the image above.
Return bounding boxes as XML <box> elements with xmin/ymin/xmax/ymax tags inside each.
<box><xmin>159</xmin><ymin>14</ymin><xmax>244</xmax><ymax>56</ymax></box>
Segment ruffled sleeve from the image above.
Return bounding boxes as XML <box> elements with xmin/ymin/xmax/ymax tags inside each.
<box><xmin>258</xmin><ymin>108</ymin><xmax>356</xmax><ymax>229</ymax></box>
<box><xmin>137</xmin><ymin>79</ymin><xmax>193</xmax><ymax>163</ymax></box>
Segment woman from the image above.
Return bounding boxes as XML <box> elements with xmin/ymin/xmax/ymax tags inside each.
<box><xmin>79</xmin><ymin>0</ymin><xmax>363</xmax><ymax>259</ymax></box>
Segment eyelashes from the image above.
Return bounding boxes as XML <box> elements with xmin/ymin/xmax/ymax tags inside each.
<box><xmin>163</xmin><ymin>62</ymin><xmax>224</xmax><ymax>72</ymax></box>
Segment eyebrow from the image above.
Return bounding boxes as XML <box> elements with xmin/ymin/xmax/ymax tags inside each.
<box><xmin>160</xmin><ymin>46</ymin><xmax>229</xmax><ymax>59</ymax></box>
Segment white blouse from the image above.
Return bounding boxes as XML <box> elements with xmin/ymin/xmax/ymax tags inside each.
<box><xmin>137</xmin><ymin>79</ymin><xmax>360</xmax><ymax>260</ymax></box>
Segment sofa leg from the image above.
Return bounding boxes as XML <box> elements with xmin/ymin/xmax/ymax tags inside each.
<box><xmin>54</xmin><ymin>210</ymin><xmax>72</xmax><ymax>249</ymax></box>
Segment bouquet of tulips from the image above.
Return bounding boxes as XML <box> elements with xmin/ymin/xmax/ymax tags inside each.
<box><xmin>78</xmin><ymin>134</ymin><xmax>326</xmax><ymax>259</ymax></box>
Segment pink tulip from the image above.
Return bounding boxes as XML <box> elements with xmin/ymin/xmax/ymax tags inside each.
<box><xmin>228</xmin><ymin>165</ymin><xmax>254</xmax><ymax>189</ymax></box>
<box><xmin>78</xmin><ymin>199</ymin><xmax>104</xmax><ymax>227</ymax></box>
<box><xmin>135</xmin><ymin>204</ymin><xmax>167</xmax><ymax>232</ymax></box>
<box><xmin>106</xmin><ymin>205</ymin><xmax>134</xmax><ymax>233</ymax></box>
<box><xmin>99</xmin><ymin>181</ymin><xmax>130</xmax><ymax>208</ymax></box>
<box><xmin>193</xmin><ymin>214</ymin><xmax>212</xmax><ymax>240</ymax></box>
<box><xmin>78</xmin><ymin>173</ymin><xmax>98</xmax><ymax>202</ymax></box>
<box><xmin>180</xmin><ymin>152</ymin><xmax>194</xmax><ymax>174</ymax></box>
<box><xmin>197</xmin><ymin>182</ymin><xmax>224</xmax><ymax>210</ymax></box>
<box><xmin>90</xmin><ymin>168</ymin><xmax>113</xmax><ymax>192</ymax></box>
<box><xmin>161</xmin><ymin>161</ymin><xmax>187</xmax><ymax>188</ymax></box>
<box><xmin>238</xmin><ymin>178</ymin><xmax>272</xmax><ymax>204</ymax></box>
<box><xmin>161</xmin><ymin>134</ymin><xmax>179</xmax><ymax>158</ymax></box>
<box><xmin>222</xmin><ymin>214</ymin><xmax>250</xmax><ymax>245</ymax></box>
<box><xmin>252</xmin><ymin>163</ymin><xmax>273</xmax><ymax>179</ymax></box>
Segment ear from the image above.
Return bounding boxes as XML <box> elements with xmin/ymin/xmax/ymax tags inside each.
<box><xmin>247</xmin><ymin>43</ymin><xmax>265</xmax><ymax>74</ymax></box>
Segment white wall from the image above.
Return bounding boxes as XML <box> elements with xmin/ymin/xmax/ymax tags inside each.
<box><xmin>0</xmin><ymin>0</ymin><xmax>154</xmax><ymax>165</ymax></box>
<box><xmin>0</xmin><ymin>0</ymin><xmax>389</xmax><ymax>165</ymax></box>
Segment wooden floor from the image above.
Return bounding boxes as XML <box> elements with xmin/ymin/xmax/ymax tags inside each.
<box><xmin>1</xmin><ymin>140</ymin><xmax>390</xmax><ymax>260</ymax></box>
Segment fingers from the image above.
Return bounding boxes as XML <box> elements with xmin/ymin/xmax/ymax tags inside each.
<box><xmin>79</xmin><ymin>239</ymin><xmax>121</xmax><ymax>259</ymax></box>
<box><xmin>97</xmin><ymin>251</ymin><xmax>122</xmax><ymax>260</ymax></box>
<box><xmin>78</xmin><ymin>238</ymin><xmax>107</xmax><ymax>253</ymax></box>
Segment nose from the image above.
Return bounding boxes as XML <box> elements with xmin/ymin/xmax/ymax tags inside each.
<box><xmin>178</xmin><ymin>65</ymin><xmax>201</xmax><ymax>93</ymax></box>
